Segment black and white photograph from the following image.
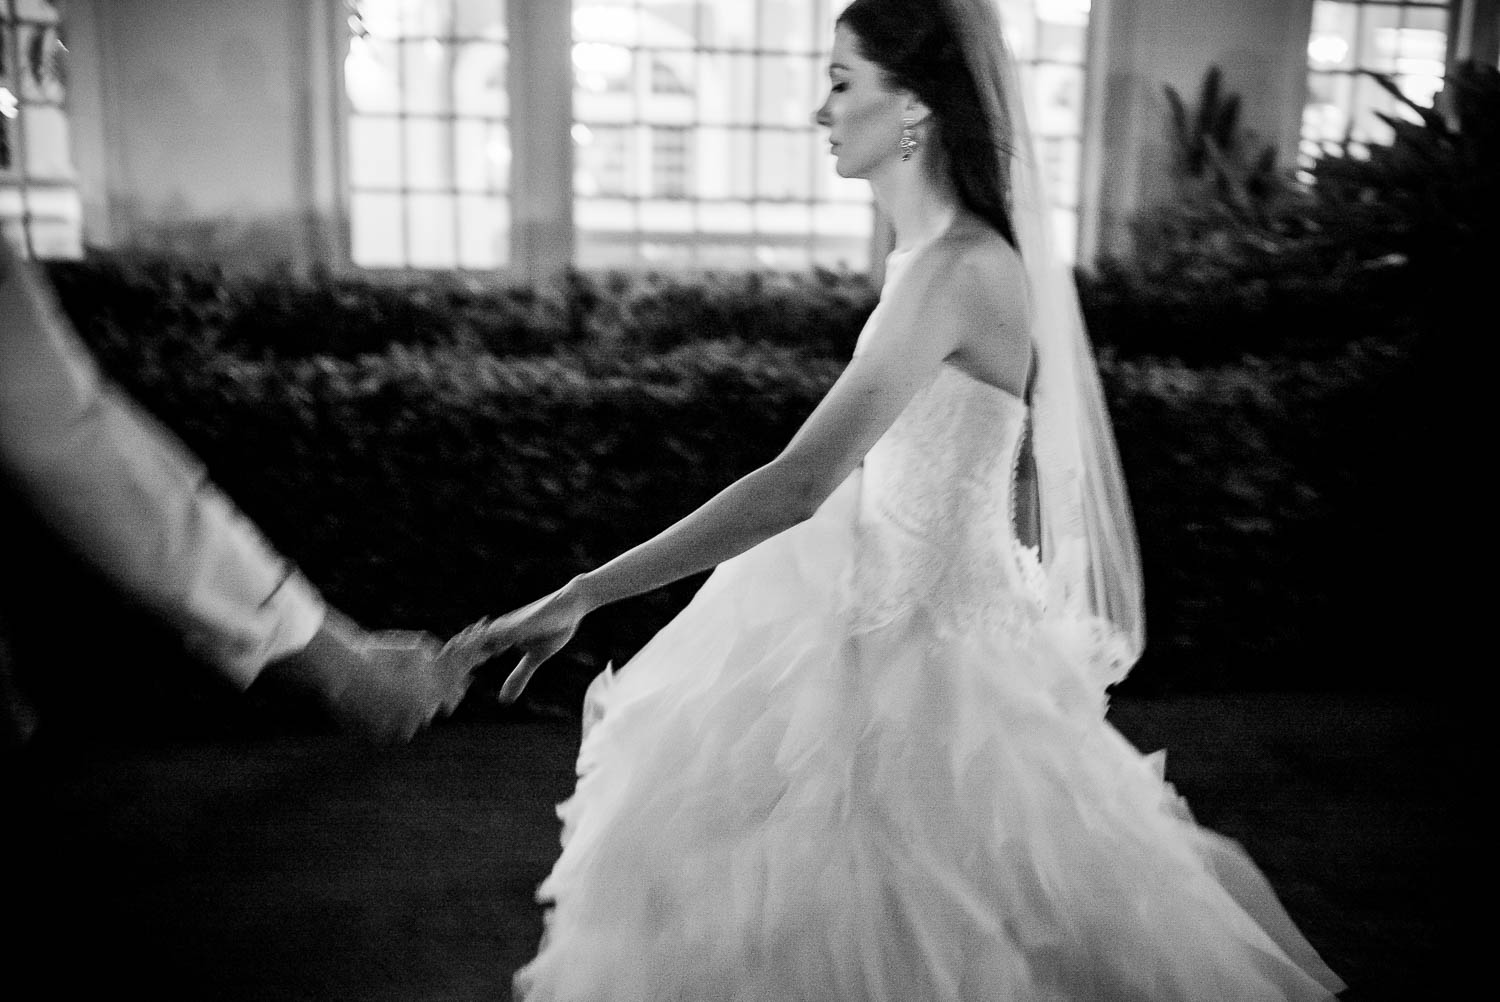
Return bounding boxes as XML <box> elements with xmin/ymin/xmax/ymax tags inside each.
<box><xmin>3</xmin><ymin>1</ymin><xmax>1476</xmax><ymax>998</ymax></box>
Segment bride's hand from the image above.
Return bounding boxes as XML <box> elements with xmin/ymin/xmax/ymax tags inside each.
<box><xmin>440</xmin><ymin>583</ymin><xmax>592</xmax><ymax>704</ymax></box>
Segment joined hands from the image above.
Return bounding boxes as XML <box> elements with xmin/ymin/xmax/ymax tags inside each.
<box><xmin>265</xmin><ymin>609</ymin><xmax>472</xmax><ymax>744</ymax></box>
<box><xmin>437</xmin><ymin>583</ymin><xmax>592</xmax><ymax>705</ymax></box>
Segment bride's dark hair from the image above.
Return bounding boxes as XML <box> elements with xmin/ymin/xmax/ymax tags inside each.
<box><xmin>837</xmin><ymin>0</ymin><xmax>1017</xmax><ymax>248</ymax></box>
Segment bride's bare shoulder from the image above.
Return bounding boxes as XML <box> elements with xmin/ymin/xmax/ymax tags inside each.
<box><xmin>881</xmin><ymin>216</ymin><xmax>1028</xmax><ymax>336</ymax></box>
<box><xmin>913</xmin><ymin>218</ymin><xmax>1028</xmax><ymax>324</ymax></box>
<box><xmin>931</xmin><ymin>218</ymin><xmax>1025</xmax><ymax>285</ymax></box>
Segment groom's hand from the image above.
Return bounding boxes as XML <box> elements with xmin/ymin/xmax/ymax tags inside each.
<box><xmin>334</xmin><ymin>628</ymin><xmax>458</xmax><ymax>743</ymax></box>
<box><xmin>265</xmin><ymin>610</ymin><xmax>464</xmax><ymax>744</ymax></box>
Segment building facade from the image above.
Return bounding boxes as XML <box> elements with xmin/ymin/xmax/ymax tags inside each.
<box><xmin>2</xmin><ymin>0</ymin><xmax>1494</xmax><ymax>276</ymax></box>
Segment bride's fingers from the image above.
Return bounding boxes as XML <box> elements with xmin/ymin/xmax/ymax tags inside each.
<box><xmin>497</xmin><ymin>648</ymin><xmax>552</xmax><ymax>704</ymax></box>
<box><xmin>435</xmin><ymin>621</ymin><xmax>514</xmax><ymax>689</ymax></box>
<box><xmin>478</xmin><ymin>618</ymin><xmax>534</xmax><ymax>657</ymax></box>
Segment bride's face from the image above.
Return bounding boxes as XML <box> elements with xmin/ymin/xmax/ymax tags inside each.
<box><xmin>814</xmin><ymin>24</ymin><xmax>908</xmax><ymax>180</ymax></box>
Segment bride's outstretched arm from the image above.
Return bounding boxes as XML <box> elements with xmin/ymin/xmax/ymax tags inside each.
<box><xmin>454</xmin><ymin>245</ymin><xmax>1022</xmax><ymax>698</ymax></box>
<box><xmin>573</xmin><ymin>262</ymin><xmax>972</xmax><ymax>600</ymax></box>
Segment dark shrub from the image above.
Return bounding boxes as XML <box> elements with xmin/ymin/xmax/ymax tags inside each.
<box><xmin>1082</xmin><ymin>62</ymin><xmax>1491</xmax><ymax>364</ymax></box>
<box><xmin>1305</xmin><ymin>61</ymin><xmax>1499</xmax><ymax>324</ymax></box>
<box><xmin>44</xmin><ymin>254</ymin><xmax>876</xmax><ymax>364</ymax></box>
<box><xmin>16</xmin><ymin>302</ymin><xmax>1413</xmax><ymax>719</ymax></box>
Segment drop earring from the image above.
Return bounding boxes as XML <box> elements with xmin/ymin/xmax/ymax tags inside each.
<box><xmin>899</xmin><ymin>118</ymin><xmax>918</xmax><ymax>161</ymax></box>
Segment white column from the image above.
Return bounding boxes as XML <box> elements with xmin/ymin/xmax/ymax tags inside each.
<box><xmin>296</xmin><ymin>0</ymin><xmax>349</xmax><ymax>271</ymax></box>
<box><xmin>509</xmin><ymin>0</ymin><xmax>575</xmax><ymax>281</ymax></box>
<box><xmin>60</xmin><ymin>0</ymin><xmax>112</xmax><ymax>248</ymax></box>
<box><xmin>1451</xmin><ymin>0</ymin><xmax>1500</xmax><ymax>66</ymax></box>
<box><xmin>1078</xmin><ymin>0</ymin><xmax>1316</xmax><ymax>264</ymax></box>
<box><xmin>58</xmin><ymin>0</ymin><xmax>311</xmax><ymax>269</ymax></box>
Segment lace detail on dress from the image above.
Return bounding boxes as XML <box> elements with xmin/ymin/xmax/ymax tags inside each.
<box><xmin>851</xmin><ymin>365</ymin><xmax>1043</xmax><ymax>640</ymax></box>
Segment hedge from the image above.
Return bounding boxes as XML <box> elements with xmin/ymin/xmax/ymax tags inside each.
<box><xmin>42</xmin><ymin>247</ymin><xmax>1426</xmax><ymax>368</ymax></box>
<box><xmin>41</xmin><ymin>256</ymin><xmax>877</xmax><ymax>363</ymax></box>
<box><xmin>3</xmin><ymin>253</ymin><xmax>1419</xmax><ymax>732</ymax></box>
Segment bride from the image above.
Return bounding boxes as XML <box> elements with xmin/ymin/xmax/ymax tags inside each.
<box><xmin>443</xmin><ymin>1</ymin><xmax>1346</xmax><ymax>998</ymax></box>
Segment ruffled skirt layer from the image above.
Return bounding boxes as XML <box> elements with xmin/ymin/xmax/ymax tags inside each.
<box><xmin>513</xmin><ymin>475</ymin><xmax>1344</xmax><ymax>1001</ymax></box>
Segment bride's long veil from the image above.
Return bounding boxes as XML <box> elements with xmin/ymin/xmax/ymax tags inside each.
<box><xmin>940</xmin><ymin>0</ymin><xmax>1146</xmax><ymax>684</ymax></box>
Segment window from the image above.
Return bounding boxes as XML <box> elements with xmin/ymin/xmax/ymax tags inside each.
<box><xmin>344</xmin><ymin>0</ymin><xmax>510</xmax><ymax>269</ymax></box>
<box><xmin>1302</xmin><ymin>0</ymin><xmax>1452</xmax><ymax>163</ymax></box>
<box><xmin>340</xmin><ymin>0</ymin><xmax>1096</xmax><ymax>274</ymax></box>
<box><xmin>997</xmin><ymin>0</ymin><xmax>1093</xmax><ymax>263</ymax></box>
<box><xmin>650</xmin><ymin>57</ymin><xmax>691</xmax><ymax>96</ymax></box>
<box><xmin>571</xmin><ymin>0</ymin><xmax>872</xmax><ymax>271</ymax></box>
<box><xmin>651</xmin><ymin>125</ymin><xmax>690</xmax><ymax>198</ymax></box>
<box><xmin>576</xmin><ymin>123</ymin><xmax>630</xmax><ymax>197</ymax></box>
<box><xmin>1</xmin><ymin>0</ymin><xmax>79</xmax><ymax>258</ymax></box>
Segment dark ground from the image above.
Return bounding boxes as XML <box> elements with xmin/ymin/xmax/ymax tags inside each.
<box><xmin>3</xmin><ymin>692</ymin><xmax>1461</xmax><ymax>1001</ymax></box>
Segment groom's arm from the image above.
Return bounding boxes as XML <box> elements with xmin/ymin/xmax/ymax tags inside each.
<box><xmin>0</xmin><ymin>237</ymin><xmax>458</xmax><ymax>742</ymax></box>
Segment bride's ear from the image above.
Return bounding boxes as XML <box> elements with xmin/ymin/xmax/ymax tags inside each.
<box><xmin>903</xmin><ymin>97</ymin><xmax>935</xmax><ymax>128</ymax></box>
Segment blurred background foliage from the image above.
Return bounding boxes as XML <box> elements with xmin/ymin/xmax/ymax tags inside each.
<box><xmin>1088</xmin><ymin>59</ymin><xmax>1494</xmax><ymax>361</ymax></box>
<box><xmin>9</xmin><ymin>62</ymin><xmax>1474</xmax><ymax>730</ymax></box>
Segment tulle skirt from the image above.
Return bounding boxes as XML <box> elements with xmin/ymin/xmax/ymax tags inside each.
<box><xmin>512</xmin><ymin>474</ymin><xmax>1345</xmax><ymax>1001</ymax></box>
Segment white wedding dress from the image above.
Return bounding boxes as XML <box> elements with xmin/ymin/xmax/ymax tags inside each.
<box><xmin>512</xmin><ymin>260</ymin><xmax>1345</xmax><ymax>1001</ymax></box>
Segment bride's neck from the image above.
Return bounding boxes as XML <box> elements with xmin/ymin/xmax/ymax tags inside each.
<box><xmin>872</xmin><ymin>153</ymin><xmax>962</xmax><ymax>252</ymax></box>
